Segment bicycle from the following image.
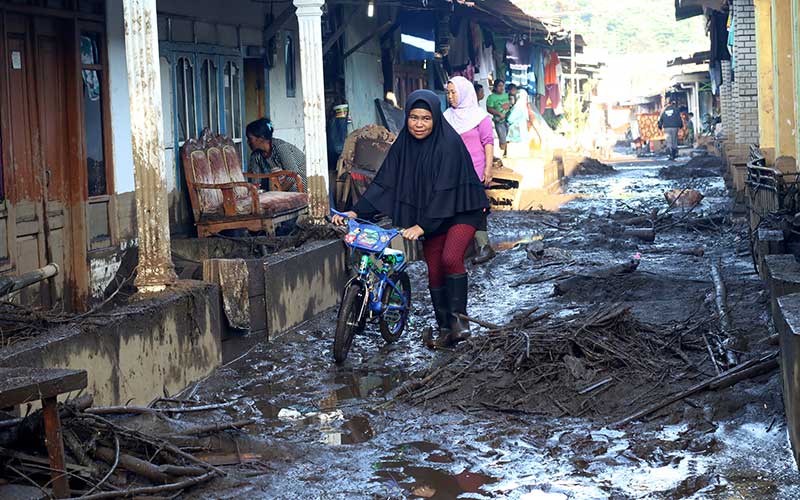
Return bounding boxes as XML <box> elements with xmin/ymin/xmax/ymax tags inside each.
<box><xmin>329</xmin><ymin>209</ymin><xmax>412</xmax><ymax>364</ymax></box>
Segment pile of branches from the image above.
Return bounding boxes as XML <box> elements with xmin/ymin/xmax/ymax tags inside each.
<box><xmin>0</xmin><ymin>302</ymin><xmax>59</xmax><ymax>348</ymax></box>
<box><xmin>394</xmin><ymin>305</ymin><xmax>714</xmax><ymax>420</ymax></box>
<box><xmin>0</xmin><ymin>396</ymin><xmax>257</xmax><ymax>498</ymax></box>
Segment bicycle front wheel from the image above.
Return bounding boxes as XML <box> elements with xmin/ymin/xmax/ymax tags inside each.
<box><xmin>334</xmin><ymin>282</ymin><xmax>365</xmax><ymax>364</ymax></box>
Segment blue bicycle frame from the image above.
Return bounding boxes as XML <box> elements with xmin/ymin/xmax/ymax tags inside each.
<box><xmin>332</xmin><ymin>209</ymin><xmax>409</xmax><ymax>326</ymax></box>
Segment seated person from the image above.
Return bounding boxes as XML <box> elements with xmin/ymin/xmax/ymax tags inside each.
<box><xmin>246</xmin><ymin>118</ymin><xmax>306</xmax><ymax>192</ymax></box>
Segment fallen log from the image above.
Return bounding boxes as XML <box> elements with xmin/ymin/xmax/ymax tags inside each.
<box><xmin>554</xmin><ymin>259</ymin><xmax>640</xmax><ymax>296</ymax></box>
<box><xmin>617</xmin><ymin>216</ymin><xmax>652</xmax><ymax>227</ymax></box>
<box><xmin>86</xmin><ymin>400</ymin><xmax>237</xmax><ymax>416</ymax></box>
<box><xmin>614</xmin><ymin>352</ymin><xmax>778</xmax><ymax>426</ymax></box>
<box><xmin>642</xmin><ymin>247</ymin><xmax>704</xmax><ymax>257</ymax></box>
<box><xmin>61</xmin><ymin>471</ymin><xmax>217</xmax><ymax>500</ymax></box>
<box><xmin>173</xmin><ymin>419</ymin><xmax>256</xmax><ymax>436</ymax></box>
<box><xmin>623</xmin><ymin>228</ymin><xmax>656</xmax><ymax>242</ymax></box>
<box><xmin>94</xmin><ymin>446</ymin><xmax>173</xmax><ymax>484</ymax></box>
<box><xmin>710</xmin><ymin>259</ymin><xmax>738</xmax><ymax>367</ymax></box>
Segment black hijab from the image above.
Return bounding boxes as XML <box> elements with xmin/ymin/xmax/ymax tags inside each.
<box><xmin>361</xmin><ymin>89</ymin><xmax>489</xmax><ymax>230</ymax></box>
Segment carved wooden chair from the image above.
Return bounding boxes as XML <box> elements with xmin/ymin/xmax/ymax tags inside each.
<box><xmin>334</xmin><ymin>125</ymin><xmax>396</xmax><ymax>210</ymax></box>
<box><xmin>181</xmin><ymin>129</ymin><xmax>308</xmax><ymax>237</ymax></box>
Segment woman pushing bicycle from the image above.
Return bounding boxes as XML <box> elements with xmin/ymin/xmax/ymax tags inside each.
<box><xmin>332</xmin><ymin>89</ymin><xmax>489</xmax><ymax>348</ymax></box>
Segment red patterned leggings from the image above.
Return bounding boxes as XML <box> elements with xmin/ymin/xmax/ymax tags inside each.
<box><xmin>422</xmin><ymin>224</ymin><xmax>476</xmax><ymax>289</ymax></box>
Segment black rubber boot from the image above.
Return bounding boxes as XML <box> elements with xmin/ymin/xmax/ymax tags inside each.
<box><xmin>423</xmin><ymin>287</ymin><xmax>451</xmax><ymax>349</ymax></box>
<box><xmin>446</xmin><ymin>273</ymin><xmax>471</xmax><ymax>344</ymax></box>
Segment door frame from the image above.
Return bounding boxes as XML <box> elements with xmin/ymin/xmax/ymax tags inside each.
<box><xmin>0</xmin><ymin>9</ymin><xmax>91</xmax><ymax>310</ymax></box>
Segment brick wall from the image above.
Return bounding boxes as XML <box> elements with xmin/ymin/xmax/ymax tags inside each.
<box><xmin>720</xmin><ymin>60</ymin><xmax>735</xmax><ymax>143</ymax></box>
<box><xmin>732</xmin><ymin>0</ymin><xmax>760</xmax><ymax>145</ymax></box>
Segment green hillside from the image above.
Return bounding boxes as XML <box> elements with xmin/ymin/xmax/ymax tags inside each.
<box><xmin>513</xmin><ymin>0</ymin><xmax>710</xmax><ymax>56</ymax></box>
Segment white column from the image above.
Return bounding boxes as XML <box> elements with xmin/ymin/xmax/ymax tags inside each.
<box><xmin>294</xmin><ymin>0</ymin><xmax>330</xmax><ymax>222</ymax></box>
<box><xmin>122</xmin><ymin>0</ymin><xmax>177</xmax><ymax>290</ymax></box>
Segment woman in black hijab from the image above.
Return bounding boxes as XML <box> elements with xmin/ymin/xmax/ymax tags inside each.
<box><xmin>333</xmin><ymin>90</ymin><xmax>489</xmax><ymax>348</ymax></box>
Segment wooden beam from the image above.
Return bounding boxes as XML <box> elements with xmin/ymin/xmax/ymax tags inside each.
<box><xmin>343</xmin><ymin>21</ymin><xmax>395</xmax><ymax>60</ymax></box>
<box><xmin>323</xmin><ymin>14</ymin><xmax>354</xmax><ymax>55</ymax></box>
<box><xmin>263</xmin><ymin>5</ymin><xmax>297</xmax><ymax>44</ymax></box>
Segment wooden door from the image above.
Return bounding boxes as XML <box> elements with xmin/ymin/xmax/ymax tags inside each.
<box><xmin>3</xmin><ymin>14</ymin><xmax>72</xmax><ymax>307</ymax></box>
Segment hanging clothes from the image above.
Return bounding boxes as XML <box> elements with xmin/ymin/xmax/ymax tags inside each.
<box><xmin>709</xmin><ymin>60</ymin><xmax>722</xmax><ymax>95</ymax></box>
<box><xmin>544</xmin><ymin>84</ymin><xmax>561</xmax><ymax>112</ymax></box>
<box><xmin>710</xmin><ymin>11</ymin><xmax>731</xmax><ymax>61</ymax></box>
<box><xmin>448</xmin><ymin>17</ymin><xmax>471</xmax><ymax>69</ymax></box>
<box><xmin>476</xmin><ymin>46</ymin><xmax>496</xmax><ymax>82</ymax></box>
<box><xmin>727</xmin><ymin>11</ymin><xmax>735</xmax><ymax>71</ymax></box>
<box><xmin>544</xmin><ymin>51</ymin><xmax>560</xmax><ymax>86</ymax></box>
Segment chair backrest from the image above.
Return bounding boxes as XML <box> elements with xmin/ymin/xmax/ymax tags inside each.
<box><xmin>335</xmin><ymin>125</ymin><xmax>395</xmax><ymax>208</ymax></box>
<box><xmin>181</xmin><ymin>129</ymin><xmax>252</xmax><ymax>219</ymax></box>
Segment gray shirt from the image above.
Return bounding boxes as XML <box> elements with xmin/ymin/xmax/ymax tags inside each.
<box><xmin>249</xmin><ymin>138</ymin><xmax>307</xmax><ymax>191</ymax></box>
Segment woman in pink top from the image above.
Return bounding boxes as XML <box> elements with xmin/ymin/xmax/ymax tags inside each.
<box><xmin>445</xmin><ymin>76</ymin><xmax>496</xmax><ymax>264</ymax></box>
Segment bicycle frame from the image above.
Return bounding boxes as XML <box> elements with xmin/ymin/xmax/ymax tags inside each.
<box><xmin>332</xmin><ymin>210</ymin><xmax>409</xmax><ymax>326</ymax></box>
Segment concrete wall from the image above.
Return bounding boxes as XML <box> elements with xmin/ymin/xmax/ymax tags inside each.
<box><xmin>0</xmin><ymin>282</ymin><xmax>223</xmax><ymax>406</ymax></box>
<box><xmin>267</xmin><ymin>19</ymin><xmax>306</xmax><ymax>149</ymax></box>
<box><xmin>732</xmin><ymin>0</ymin><xmax>760</xmax><ymax>146</ymax></box>
<box><xmin>344</xmin><ymin>8</ymin><xmax>384</xmax><ymax>130</ymax></box>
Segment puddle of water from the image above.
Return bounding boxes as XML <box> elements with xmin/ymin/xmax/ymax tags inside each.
<box><xmin>375</xmin><ymin>465</ymin><xmax>497</xmax><ymax>500</ymax></box>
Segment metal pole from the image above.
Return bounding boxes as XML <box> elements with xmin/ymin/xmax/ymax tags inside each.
<box><xmin>294</xmin><ymin>0</ymin><xmax>330</xmax><ymax>223</ymax></box>
<box><xmin>122</xmin><ymin>0</ymin><xmax>177</xmax><ymax>291</ymax></box>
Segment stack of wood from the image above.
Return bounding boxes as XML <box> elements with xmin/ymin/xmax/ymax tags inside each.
<box><xmin>0</xmin><ymin>396</ymin><xmax>259</xmax><ymax>498</ymax></box>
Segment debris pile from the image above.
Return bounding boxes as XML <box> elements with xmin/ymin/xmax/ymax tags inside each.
<box><xmin>394</xmin><ymin>301</ymin><xmax>774</xmax><ymax>422</ymax></box>
<box><xmin>658</xmin><ymin>165</ymin><xmax>720</xmax><ymax>180</ymax></box>
<box><xmin>0</xmin><ymin>396</ymin><xmax>260</xmax><ymax>498</ymax></box>
<box><xmin>573</xmin><ymin>158</ymin><xmax>616</xmax><ymax>176</ymax></box>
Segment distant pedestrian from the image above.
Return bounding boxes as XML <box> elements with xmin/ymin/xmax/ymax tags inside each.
<box><xmin>657</xmin><ymin>100</ymin><xmax>683</xmax><ymax>160</ymax></box>
<box><xmin>486</xmin><ymin>80</ymin><xmax>511</xmax><ymax>157</ymax></box>
<box><xmin>686</xmin><ymin>112</ymin><xmax>696</xmax><ymax>146</ymax></box>
<box><xmin>445</xmin><ymin>76</ymin><xmax>496</xmax><ymax>265</ymax></box>
<box><xmin>507</xmin><ymin>83</ymin><xmax>519</xmax><ymax>106</ymax></box>
<box><xmin>246</xmin><ymin>118</ymin><xmax>306</xmax><ymax>191</ymax></box>
<box><xmin>474</xmin><ymin>83</ymin><xmax>485</xmax><ymax>103</ymax></box>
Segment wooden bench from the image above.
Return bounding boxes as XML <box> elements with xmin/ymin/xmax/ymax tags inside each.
<box><xmin>0</xmin><ymin>367</ymin><xmax>87</xmax><ymax>498</ymax></box>
<box><xmin>182</xmin><ymin>129</ymin><xmax>309</xmax><ymax>237</ymax></box>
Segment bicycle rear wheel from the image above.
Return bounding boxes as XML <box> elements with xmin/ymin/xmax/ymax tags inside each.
<box><xmin>380</xmin><ymin>271</ymin><xmax>411</xmax><ymax>343</ymax></box>
<box><xmin>334</xmin><ymin>282</ymin><xmax>365</xmax><ymax>364</ymax></box>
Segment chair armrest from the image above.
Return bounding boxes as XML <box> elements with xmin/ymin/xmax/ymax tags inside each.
<box><xmin>243</xmin><ymin>170</ymin><xmax>305</xmax><ymax>193</ymax></box>
<box><xmin>193</xmin><ymin>181</ymin><xmax>260</xmax><ymax>217</ymax></box>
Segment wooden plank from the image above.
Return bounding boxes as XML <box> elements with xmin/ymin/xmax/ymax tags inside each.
<box><xmin>343</xmin><ymin>21</ymin><xmax>395</xmax><ymax>60</ymax></box>
<box><xmin>0</xmin><ymin>368</ymin><xmax>87</xmax><ymax>408</ymax></box>
<box><xmin>42</xmin><ymin>396</ymin><xmax>70</xmax><ymax>498</ymax></box>
<box><xmin>322</xmin><ymin>14</ymin><xmax>354</xmax><ymax>55</ymax></box>
<box><xmin>262</xmin><ymin>6</ymin><xmax>297</xmax><ymax>46</ymax></box>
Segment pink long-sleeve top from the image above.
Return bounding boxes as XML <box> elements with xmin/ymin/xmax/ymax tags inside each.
<box><xmin>459</xmin><ymin>116</ymin><xmax>494</xmax><ymax>181</ymax></box>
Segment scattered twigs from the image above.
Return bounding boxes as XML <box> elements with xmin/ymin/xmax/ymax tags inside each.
<box><xmin>86</xmin><ymin>400</ymin><xmax>238</xmax><ymax>416</ymax></box>
<box><xmin>63</xmin><ymin>471</ymin><xmax>217</xmax><ymax>500</ymax></box>
<box><xmin>710</xmin><ymin>259</ymin><xmax>738</xmax><ymax>367</ymax></box>
<box><xmin>173</xmin><ymin>419</ymin><xmax>256</xmax><ymax>436</ymax></box>
<box><xmin>453</xmin><ymin>313</ymin><xmax>501</xmax><ymax>331</ymax></box>
<box><xmin>80</xmin><ymin>434</ymin><xmax>119</xmax><ymax>498</ymax></box>
<box><xmin>615</xmin><ymin>352</ymin><xmax>778</xmax><ymax>427</ymax></box>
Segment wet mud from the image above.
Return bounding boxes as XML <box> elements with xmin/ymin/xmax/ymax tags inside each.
<box><xmin>183</xmin><ymin>156</ymin><xmax>799</xmax><ymax>499</ymax></box>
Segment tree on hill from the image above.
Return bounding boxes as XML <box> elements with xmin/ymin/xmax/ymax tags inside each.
<box><xmin>513</xmin><ymin>0</ymin><xmax>708</xmax><ymax>57</ymax></box>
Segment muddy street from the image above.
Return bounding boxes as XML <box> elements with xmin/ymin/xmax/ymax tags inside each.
<box><xmin>184</xmin><ymin>155</ymin><xmax>799</xmax><ymax>499</ymax></box>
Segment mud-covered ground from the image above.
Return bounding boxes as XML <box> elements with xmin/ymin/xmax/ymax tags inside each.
<box><xmin>182</xmin><ymin>155</ymin><xmax>799</xmax><ymax>499</ymax></box>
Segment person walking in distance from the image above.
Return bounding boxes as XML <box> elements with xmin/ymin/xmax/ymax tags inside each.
<box><xmin>486</xmin><ymin>80</ymin><xmax>511</xmax><ymax>157</ymax></box>
<box><xmin>658</xmin><ymin>99</ymin><xmax>683</xmax><ymax>161</ymax></box>
<box><xmin>444</xmin><ymin>76</ymin><xmax>496</xmax><ymax>265</ymax></box>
